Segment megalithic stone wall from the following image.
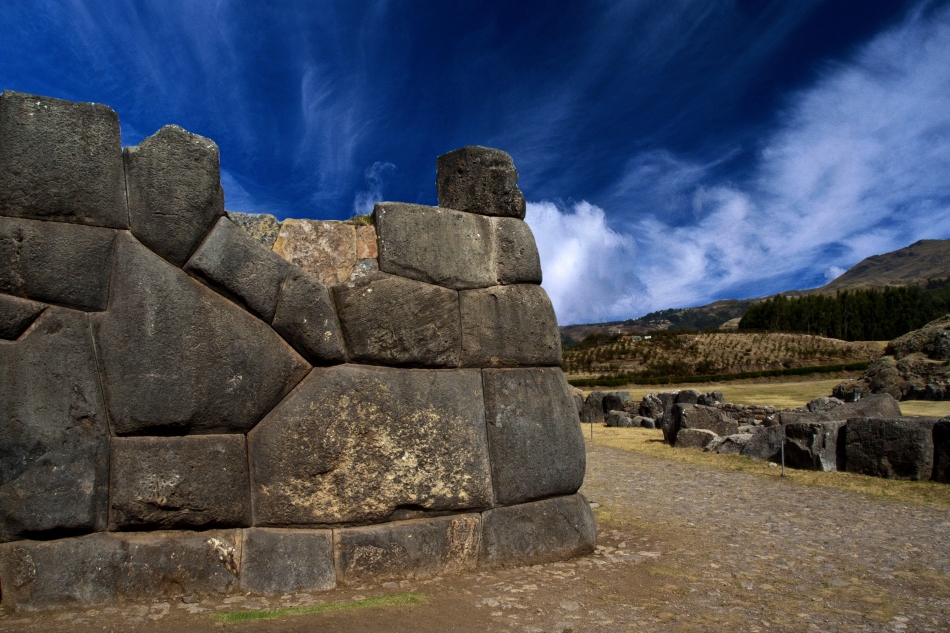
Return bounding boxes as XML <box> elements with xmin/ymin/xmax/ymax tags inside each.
<box><xmin>0</xmin><ymin>90</ymin><xmax>595</xmax><ymax>611</ymax></box>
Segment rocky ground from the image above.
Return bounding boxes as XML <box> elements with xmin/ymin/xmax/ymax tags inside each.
<box><xmin>3</xmin><ymin>438</ymin><xmax>949</xmax><ymax>633</ymax></box>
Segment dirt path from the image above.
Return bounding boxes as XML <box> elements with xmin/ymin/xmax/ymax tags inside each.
<box><xmin>3</xmin><ymin>440</ymin><xmax>949</xmax><ymax>632</ymax></box>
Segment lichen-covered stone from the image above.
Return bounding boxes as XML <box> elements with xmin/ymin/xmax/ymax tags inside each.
<box><xmin>480</xmin><ymin>495</ymin><xmax>596</xmax><ymax>568</ymax></box>
<box><xmin>0</xmin><ymin>308</ymin><xmax>109</xmax><ymax>543</ymax></box>
<box><xmin>109</xmin><ymin>435</ymin><xmax>251</xmax><ymax>530</ymax></box>
<box><xmin>0</xmin><ymin>216</ymin><xmax>115</xmax><ymax>311</ymax></box>
<box><xmin>460</xmin><ymin>284</ymin><xmax>560</xmax><ymax>367</ymax></box>
<box><xmin>92</xmin><ymin>232</ymin><xmax>310</xmax><ymax>435</ymax></box>
<box><xmin>785</xmin><ymin>420</ymin><xmax>847</xmax><ymax>471</ymax></box>
<box><xmin>241</xmin><ymin>528</ymin><xmax>335</xmax><ymax>593</ymax></box>
<box><xmin>355</xmin><ymin>224</ymin><xmax>378</xmax><ymax>259</ymax></box>
<box><xmin>248</xmin><ymin>364</ymin><xmax>493</xmax><ymax>526</ymax></box>
<box><xmin>482</xmin><ymin>368</ymin><xmax>585</xmax><ymax>505</ymax></box>
<box><xmin>272</xmin><ymin>219</ymin><xmax>357</xmax><ymax>287</ymax></box>
<box><xmin>335</xmin><ymin>515</ymin><xmax>481</xmax><ymax>584</ymax></box>
<box><xmin>0</xmin><ymin>90</ymin><xmax>127</xmax><ymax>228</ymax></box>
<box><xmin>436</xmin><ymin>146</ymin><xmax>526</xmax><ymax>219</ymax></box>
<box><xmin>226</xmin><ymin>210</ymin><xmax>281</xmax><ymax>247</ymax></box>
<box><xmin>493</xmin><ymin>217</ymin><xmax>541</xmax><ymax>284</ymax></box>
<box><xmin>125</xmin><ymin>125</ymin><xmax>225</xmax><ymax>266</ymax></box>
<box><xmin>845</xmin><ymin>417</ymin><xmax>938</xmax><ymax>480</ymax></box>
<box><xmin>184</xmin><ymin>216</ymin><xmax>291</xmax><ymax>322</ymax></box>
<box><xmin>333</xmin><ymin>272</ymin><xmax>460</xmax><ymax>368</ymax></box>
<box><xmin>0</xmin><ymin>294</ymin><xmax>45</xmax><ymax>340</ymax></box>
<box><xmin>375</xmin><ymin>202</ymin><xmax>495</xmax><ymax>289</ymax></box>
<box><xmin>271</xmin><ymin>267</ymin><xmax>346</xmax><ymax>364</ymax></box>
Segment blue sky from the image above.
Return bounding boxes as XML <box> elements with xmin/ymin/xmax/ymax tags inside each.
<box><xmin>3</xmin><ymin>1</ymin><xmax>950</xmax><ymax>324</ymax></box>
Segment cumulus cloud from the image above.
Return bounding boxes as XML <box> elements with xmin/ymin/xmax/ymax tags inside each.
<box><xmin>352</xmin><ymin>161</ymin><xmax>396</xmax><ymax>217</ymax></box>
<box><xmin>824</xmin><ymin>266</ymin><xmax>847</xmax><ymax>282</ymax></box>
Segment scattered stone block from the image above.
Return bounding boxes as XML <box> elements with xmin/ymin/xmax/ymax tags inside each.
<box><xmin>639</xmin><ymin>392</ymin><xmax>664</xmax><ymax>422</ymax></box>
<box><xmin>335</xmin><ymin>515</ymin><xmax>480</xmax><ymax>584</ymax></box>
<box><xmin>0</xmin><ymin>294</ymin><xmax>45</xmax><ymax>340</ymax></box>
<box><xmin>606</xmin><ymin>410</ymin><xmax>634</xmax><ymax>427</ymax></box>
<box><xmin>249</xmin><ymin>364</ymin><xmax>493</xmax><ymax>525</ymax></box>
<box><xmin>271</xmin><ymin>267</ymin><xmax>346</xmax><ymax>364</ymax></box>
<box><xmin>933</xmin><ymin>419</ymin><xmax>950</xmax><ymax>483</ymax></box>
<box><xmin>806</xmin><ymin>396</ymin><xmax>845</xmax><ymax>413</ymax></box>
<box><xmin>272</xmin><ymin>218</ymin><xmax>357</xmax><ymax>287</ymax></box>
<box><xmin>636</xmin><ymin>416</ymin><xmax>656</xmax><ymax>429</ymax></box>
<box><xmin>492</xmin><ymin>217</ymin><xmax>542</xmax><ymax>284</ymax></box>
<box><xmin>670</xmin><ymin>404</ymin><xmax>738</xmax><ymax>445</ymax></box>
<box><xmin>226</xmin><ymin>210</ymin><xmax>280</xmax><ymax>247</ymax></box>
<box><xmin>784</xmin><ymin>420</ymin><xmax>847</xmax><ymax>471</ymax></box>
<box><xmin>436</xmin><ymin>146</ymin><xmax>526</xmax><ymax>219</ymax></box>
<box><xmin>581</xmin><ymin>391</ymin><xmax>607</xmax><ymax>424</ymax></box>
<box><xmin>241</xmin><ymin>528</ymin><xmax>335</xmax><ymax>593</ymax></box>
<box><xmin>0</xmin><ymin>216</ymin><xmax>115</xmax><ymax>311</ymax></box>
<box><xmin>846</xmin><ymin>417</ymin><xmax>938</xmax><ymax>480</ymax></box>
<box><xmin>109</xmin><ymin>435</ymin><xmax>251</xmax><ymax>530</ymax></box>
<box><xmin>602</xmin><ymin>391</ymin><xmax>631</xmax><ymax>414</ymax></box>
<box><xmin>675</xmin><ymin>428</ymin><xmax>718</xmax><ymax>449</ymax></box>
<box><xmin>92</xmin><ymin>233</ymin><xmax>310</xmax><ymax>435</ymax></box>
<box><xmin>483</xmin><ymin>368</ymin><xmax>586</xmax><ymax>505</ymax></box>
<box><xmin>705</xmin><ymin>433</ymin><xmax>752</xmax><ymax>454</ymax></box>
<box><xmin>460</xmin><ymin>284</ymin><xmax>560</xmax><ymax>367</ymax></box>
<box><xmin>480</xmin><ymin>494</ymin><xmax>596</xmax><ymax>568</ymax></box>
<box><xmin>0</xmin><ymin>90</ymin><xmax>127</xmax><ymax>228</ymax></box>
<box><xmin>125</xmin><ymin>125</ymin><xmax>225</xmax><ymax>266</ymax></box>
<box><xmin>0</xmin><ymin>308</ymin><xmax>109</xmax><ymax>542</ymax></box>
<box><xmin>741</xmin><ymin>425</ymin><xmax>785</xmax><ymax>461</ymax></box>
<box><xmin>675</xmin><ymin>389</ymin><xmax>702</xmax><ymax>405</ymax></box>
<box><xmin>333</xmin><ymin>272</ymin><xmax>460</xmax><ymax>367</ymax></box>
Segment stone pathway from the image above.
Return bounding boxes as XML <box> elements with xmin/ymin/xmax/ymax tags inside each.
<box><xmin>3</xmin><ymin>440</ymin><xmax>949</xmax><ymax>632</ymax></box>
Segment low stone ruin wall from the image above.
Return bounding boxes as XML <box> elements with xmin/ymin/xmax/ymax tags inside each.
<box><xmin>0</xmin><ymin>90</ymin><xmax>594</xmax><ymax>611</ymax></box>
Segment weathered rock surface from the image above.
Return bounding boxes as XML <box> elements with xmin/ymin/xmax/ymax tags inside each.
<box><xmin>272</xmin><ymin>219</ymin><xmax>357</xmax><ymax>287</ymax></box>
<box><xmin>493</xmin><ymin>217</ymin><xmax>542</xmax><ymax>284</ymax></box>
<box><xmin>333</xmin><ymin>272</ymin><xmax>460</xmax><ymax>368</ymax></box>
<box><xmin>887</xmin><ymin>314</ymin><xmax>950</xmax><ymax>361</ymax></box>
<box><xmin>249</xmin><ymin>364</ymin><xmax>493</xmax><ymax>525</ymax></box>
<box><xmin>675</xmin><ymin>428</ymin><xmax>718</xmax><ymax>449</ymax></box>
<box><xmin>636</xmin><ymin>416</ymin><xmax>657</xmax><ymax>429</ymax></box>
<box><xmin>460</xmin><ymin>284</ymin><xmax>560</xmax><ymax>367</ymax></box>
<box><xmin>705</xmin><ymin>433</ymin><xmax>752</xmax><ymax>454</ymax></box>
<box><xmin>0</xmin><ymin>308</ymin><xmax>109</xmax><ymax>542</ymax></box>
<box><xmin>784</xmin><ymin>420</ymin><xmax>847</xmax><ymax>471</ymax></box>
<box><xmin>606</xmin><ymin>410</ymin><xmax>634</xmax><ymax>427</ymax></box>
<box><xmin>347</xmin><ymin>257</ymin><xmax>379</xmax><ymax>282</ymax></box>
<box><xmin>271</xmin><ymin>267</ymin><xmax>346</xmax><ymax>364</ymax></box>
<box><xmin>335</xmin><ymin>515</ymin><xmax>481</xmax><ymax>584</ymax></box>
<box><xmin>806</xmin><ymin>396</ymin><xmax>845</xmax><ymax>413</ymax></box>
<box><xmin>933</xmin><ymin>419</ymin><xmax>950</xmax><ymax>483</ymax></box>
<box><xmin>241</xmin><ymin>528</ymin><xmax>335</xmax><ymax>593</ymax></box>
<box><xmin>697</xmin><ymin>390</ymin><xmax>724</xmax><ymax>406</ymax></box>
<box><xmin>375</xmin><ymin>203</ymin><xmax>495</xmax><ymax>289</ymax></box>
<box><xmin>845</xmin><ymin>417</ymin><xmax>938</xmax><ymax>480</ymax></box>
<box><xmin>226</xmin><ymin>211</ymin><xmax>281</xmax><ymax>248</ymax></box>
<box><xmin>602</xmin><ymin>391</ymin><xmax>631</xmax><ymax>415</ymax></box>
<box><xmin>0</xmin><ymin>90</ymin><xmax>127</xmax><ymax>228</ymax></box>
<box><xmin>781</xmin><ymin>393</ymin><xmax>902</xmax><ymax>425</ymax></box>
<box><xmin>741</xmin><ymin>425</ymin><xmax>785</xmax><ymax>462</ymax></box>
<box><xmin>436</xmin><ymin>146</ymin><xmax>526</xmax><ymax>219</ymax></box>
<box><xmin>92</xmin><ymin>233</ymin><xmax>310</xmax><ymax>435</ymax></box>
<box><xmin>676</xmin><ymin>389</ymin><xmax>702</xmax><ymax>406</ymax></box>
<box><xmin>639</xmin><ymin>392</ymin><xmax>664</xmax><ymax>422</ymax></box>
<box><xmin>109</xmin><ymin>435</ymin><xmax>251</xmax><ymax>530</ymax></box>
<box><xmin>125</xmin><ymin>125</ymin><xmax>224</xmax><ymax>267</ymax></box>
<box><xmin>355</xmin><ymin>224</ymin><xmax>378</xmax><ymax>259</ymax></box>
<box><xmin>0</xmin><ymin>216</ymin><xmax>115</xmax><ymax>311</ymax></box>
<box><xmin>571</xmin><ymin>386</ymin><xmax>585</xmax><ymax>416</ymax></box>
<box><xmin>582</xmin><ymin>391</ymin><xmax>607</xmax><ymax>424</ymax></box>
<box><xmin>0</xmin><ymin>294</ymin><xmax>45</xmax><ymax>340</ymax></box>
<box><xmin>480</xmin><ymin>495</ymin><xmax>596</xmax><ymax>567</ymax></box>
<box><xmin>483</xmin><ymin>368</ymin><xmax>586</xmax><ymax>505</ymax></box>
<box><xmin>670</xmin><ymin>404</ymin><xmax>738</xmax><ymax>444</ymax></box>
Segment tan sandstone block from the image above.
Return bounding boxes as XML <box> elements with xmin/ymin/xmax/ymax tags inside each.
<box><xmin>355</xmin><ymin>224</ymin><xmax>378</xmax><ymax>259</ymax></box>
<box><xmin>272</xmin><ymin>219</ymin><xmax>357</xmax><ymax>287</ymax></box>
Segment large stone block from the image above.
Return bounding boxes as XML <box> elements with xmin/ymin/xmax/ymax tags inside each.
<box><xmin>781</xmin><ymin>393</ymin><xmax>903</xmax><ymax>425</ymax></box>
<box><xmin>482</xmin><ymin>368</ymin><xmax>585</xmax><ymax>505</ymax></box>
<box><xmin>333</xmin><ymin>272</ymin><xmax>460</xmax><ymax>368</ymax></box>
<box><xmin>933</xmin><ymin>419</ymin><xmax>950</xmax><ymax>483</ymax></box>
<box><xmin>480</xmin><ymin>495</ymin><xmax>596</xmax><ymax>568</ymax></box>
<box><xmin>784</xmin><ymin>420</ymin><xmax>847</xmax><ymax>471</ymax></box>
<box><xmin>667</xmin><ymin>404</ymin><xmax>738</xmax><ymax>445</ymax></box>
<box><xmin>92</xmin><ymin>233</ymin><xmax>310</xmax><ymax>435</ymax></box>
<box><xmin>0</xmin><ymin>294</ymin><xmax>45</xmax><ymax>340</ymax></box>
<box><xmin>675</xmin><ymin>428</ymin><xmax>718</xmax><ymax>449</ymax></box>
<box><xmin>249</xmin><ymin>364</ymin><xmax>493</xmax><ymax>526</ymax></box>
<box><xmin>355</xmin><ymin>224</ymin><xmax>378</xmax><ymax>259</ymax></box>
<box><xmin>226</xmin><ymin>210</ymin><xmax>281</xmax><ymax>248</ymax></box>
<box><xmin>335</xmin><ymin>514</ymin><xmax>481</xmax><ymax>584</ymax></box>
<box><xmin>0</xmin><ymin>216</ymin><xmax>115</xmax><ymax>311</ymax></box>
<box><xmin>436</xmin><ymin>146</ymin><xmax>526</xmax><ymax>219</ymax></box>
<box><xmin>602</xmin><ymin>391</ymin><xmax>631</xmax><ymax>415</ymax></box>
<box><xmin>185</xmin><ymin>216</ymin><xmax>291</xmax><ymax>322</ymax></box>
<box><xmin>375</xmin><ymin>202</ymin><xmax>495</xmax><ymax>289</ymax></box>
<box><xmin>241</xmin><ymin>528</ymin><xmax>335</xmax><ymax>593</ymax></box>
<box><xmin>845</xmin><ymin>417</ymin><xmax>938</xmax><ymax>480</ymax></box>
<box><xmin>272</xmin><ymin>218</ymin><xmax>357</xmax><ymax>287</ymax></box>
<box><xmin>460</xmin><ymin>284</ymin><xmax>560</xmax><ymax>367</ymax></box>
<box><xmin>0</xmin><ymin>90</ymin><xmax>127</xmax><ymax>228</ymax></box>
<box><xmin>271</xmin><ymin>267</ymin><xmax>346</xmax><ymax>364</ymax></box>
<box><xmin>741</xmin><ymin>425</ymin><xmax>785</xmax><ymax>462</ymax></box>
<box><xmin>109</xmin><ymin>435</ymin><xmax>251</xmax><ymax>530</ymax></box>
<box><xmin>493</xmin><ymin>217</ymin><xmax>542</xmax><ymax>284</ymax></box>
<box><xmin>125</xmin><ymin>125</ymin><xmax>225</xmax><ymax>266</ymax></box>
<box><xmin>581</xmin><ymin>391</ymin><xmax>607</xmax><ymax>424</ymax></box>
<box><xmin>0</xmin><ymin>308</ymin><xmax>109</xmax><ymax>542</ymax></box>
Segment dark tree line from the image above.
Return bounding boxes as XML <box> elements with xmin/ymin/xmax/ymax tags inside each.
<box><xmin>738</xmin><ymin>280</ymin><xmax>950</xmax><ymax>341</ymax></box>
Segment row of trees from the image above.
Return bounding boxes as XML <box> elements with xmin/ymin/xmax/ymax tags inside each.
<box><xmin>738</xmin><ymin>280</ymin><xmax>950</xmax><ymax>341</ymax></box>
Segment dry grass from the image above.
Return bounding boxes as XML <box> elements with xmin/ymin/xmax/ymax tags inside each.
<box><xmin>588</xmin><ymin>427</ymin><xmax>950</xmax><ymax>508</ymax></box>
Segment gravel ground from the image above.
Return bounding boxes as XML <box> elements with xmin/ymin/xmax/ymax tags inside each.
<box><xmin>2</xmin><ymin>439</ymin><xmax>949</xmax><ymax>632</ymax></box>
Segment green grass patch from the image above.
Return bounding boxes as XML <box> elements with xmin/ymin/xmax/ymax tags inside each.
<box><xmin>568</xmin><ymin>361</ymin><xmax>871</xmax><ymax>388</ymax></box>
<box><xmin>215</xmin><ymin>592</ymin><xmax>421</xmax><ymax>625</ymax></box>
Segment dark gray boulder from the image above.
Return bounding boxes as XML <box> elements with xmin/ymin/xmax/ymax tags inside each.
<box><xmin>670</xmin><ymin>403</ymin><xmax>738</xmax><ymax>445</ymax></box>
<box><xmin>375</xmin><ymin>202</ymin><xmax>495</xmax><ymax>289</ymax></box>
<box><xmin>846</xmin><ymin>417</ymin><xmax>938</xmax><ymax>480</ymax></box>
<box><xmin>109</xmin><ymin>435</ymin><xmax>251</xmax><ymax>531</ymax></box>
<box><xmin>741</xmin><ymin>425</ymin><xmax>785</xmax><ymax>462</ymax></box>
<box><xmin>125</xmin><ymin>125</ymin><xmax>225</xmax><ymax>266</ymax></box>
<box><xmin>676</xmin><ymin>389</ymin><xmax>702</xmax><ymax>405</ymax></box>
<box><xmin>459</xmin><ymin>284</ymin><xmax>560</xmax><ymax>367</ymax></box>
<box><xmin>933</xmin><ymin>419</ymin><xmax>950</xmax><ymax>483</ymax></box>
<box><xmin>493</xmin><ymin>217</ymin><xmax>542</xmax><ymax>284</ymax></box>
<box><xmin>184</xmin><ymin>216</ymin><xmax>291</xmax><ymax>322</ymax></box>
<box><xmin>226</xmin><ymin>210</ymin><xmax>281</xmax><ymax>248</ymax></box>
<box><xmin>0</xmin><ymin>90</ymin><xmax>127</xmax><ymax>229</ymax></box>
<box><xmin>602</xmin><ymin>391</ymin><xmax>631</xmax><ymax>414</ymax></box>
<box><xmin>605</xmin><ymin>411</ymin><xmax>634</xmax><ymax>427</ymax></box>
<box><xmin>698</xmin><ymin>390</ymin><xmax>724</xmax><ymax>405</ymax></box>
<box><xmin>248</xmin><ymin>364</ymin><xmax>493</xmax><ymax>526</ymax></box>
<box><xmin>271</xmin><ymin>267</ymin><xmax>346</xmax><ymax>365</ymax></box>
<box><xmin>0</xmin><ymin>308</ymin><xmax>109</xmax><ymax>542</ymax></box>
<box><xmin>806</xmin><ymin>396</ymin><xmax>845</xmax><ymax>413</ymax></box>
<box><xmin>482</xmin><ymin>368</ymin><xmax>585</xmax><ymax>505</ymax></box>
<box><xmin>335</xmin><ymin>514</ymin><xmax>480</xmax><ymax>584</ymax></box>
<box><xmin>479</xmin><ymin>494</ymin><xmax>596</xmax><ymax>568</ymax></box>
<box><xmin>436</xmin><ymin>146</ymin><xmax>526</xmax><ymax>219</ymax></box>
<box><xmin>582</xmin><ymin>391</ymin><xmax>607</xmax><ymax>424</ymax></box>
<box><xmin>636</xmin><ymin>416</ymin><xmax>656</xmax><ymax>429</ymax></box>
<box><xmin>675</xmin><ymin>428</ymin><xmax>718</xmax><ymax>449</ymax></box>
<box><xmin>0</xmin><ymin>294</ymin><xmax>45</xmax><ymax>340</ymax></box>
<box><xmin>241</xmin><ymin>528</ymin><xmax>336</xmax><ymax>593</ymax></box>
<box><xmin>706</xmin><ymin>434</ymin><xmax>752</xmax><ymax>454</ymax></box>
<box><xmin>0</xmin><ymin>216</ymin><xmax>115</xmax><ymax>311</ymax></box>
<box><xmin>571</xmin><ymin>386</ymin><xmax>585</xmax><ymax>416</ymax></box>
<box><xmin>639</xmin><ymin>392</ymin><xmax>664</xmax><ymax>422</ymax></box>
<box><xmin>92</xmin><ymin>233</ymin><xmax>311</xmax><ymax>435</ymax></box>
<box><xmin>333</xmin><ymin>271</ymin><xmax>460</xmax><ymax>368</ymax></box>
<box><xmin>784</xmin><ymin>420</ymin><xmax>847</xmax><ymax>471</ymax></box>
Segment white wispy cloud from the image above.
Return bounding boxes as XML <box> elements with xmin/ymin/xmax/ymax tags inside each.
<box><xmin>352</xmin><ymin>161</ymin><xmax>396</xmax><ymax>217</ymax></box>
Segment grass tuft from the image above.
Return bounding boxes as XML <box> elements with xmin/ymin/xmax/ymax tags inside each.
<box><xmin>214</xmin><ymin>592</ymin><xmax>421</xmax><ymax>625</ymax></box>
